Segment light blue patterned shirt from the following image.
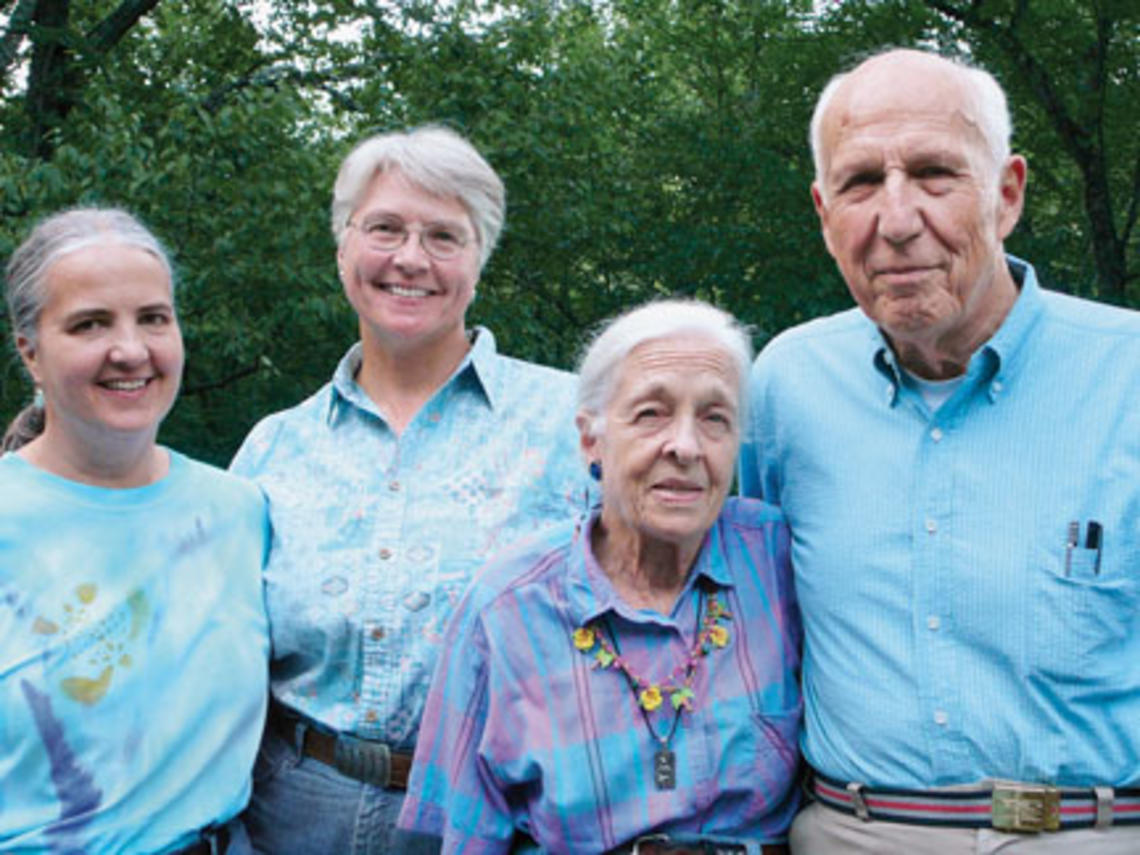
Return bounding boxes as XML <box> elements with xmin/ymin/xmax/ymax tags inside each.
<box><xmin>741</xmin><ymin>257</ymin><xmax>1140</xmax><ymax>790</ymax></box>
<box><xmin>230</xmin><ymin>328</ymin><xmax>588</xmax><ymax>747</ymax></box>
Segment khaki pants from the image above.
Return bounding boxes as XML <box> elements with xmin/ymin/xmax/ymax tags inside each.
<box><xmin>790</xmin><ymin>801</ymin><xmax>1140</xmax><ymax>854</ymax></box>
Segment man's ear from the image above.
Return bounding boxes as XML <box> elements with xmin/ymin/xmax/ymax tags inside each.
<box><xmin>996</xmin><ymin>155</ymin><xmax>1028</xmax><ymax>241</ymax></box>
<box><xmin>811</xmin><ymin>182</ymin><xmax>837</xmax><ymax>257</ymax></box>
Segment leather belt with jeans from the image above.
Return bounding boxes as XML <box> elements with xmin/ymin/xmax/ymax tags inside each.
<box><xmin>812</xmin><ymin>770</ymin><xmax>1140</xmax><ymax>833</ymax></box>
<box><xmin>269</xmin><ymin>703</ymin><xmax>413</xmax><ymax>790</ymax></box>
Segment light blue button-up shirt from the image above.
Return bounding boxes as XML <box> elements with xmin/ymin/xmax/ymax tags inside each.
<box><xmin>741</xmin><ymin>257</ymin><xmax>1140</xmax><ymax>789</ymax></box>
<box><xmin>231</xmin><ymin>328</ymin><xmax>588</xmax><ymax>748</ymax></box>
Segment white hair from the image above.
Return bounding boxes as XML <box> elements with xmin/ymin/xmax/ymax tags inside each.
<box><xmin>809</xmin><ymin>49</ymin><xmax>1012</xmax><ymax>198</ymax></box>
<box><xmin>576</xmin><ymin>298</ymin><xmax>753</xmax><ymax>438</ymax></box>
<box><xmin>330</xmin><ymin>124</ymin><xmax>505</xmax><ymax>269</ymax></box>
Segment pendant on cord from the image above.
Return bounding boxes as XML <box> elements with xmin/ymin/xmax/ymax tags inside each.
<box><xmin>653</xmin><ymin>748</ymin><xmax>676</xmax><ymax>790</ymax></box>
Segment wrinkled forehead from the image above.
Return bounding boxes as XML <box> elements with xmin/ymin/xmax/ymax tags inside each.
<box><xmin>821</xmin><ymin>56</ymin><xmax>985</xmax><ymax>160</ymax></box>
<box><xmin>615</xmin><ymin>336</ymin><xmax>741</xmax><ymax>403</ymax></box>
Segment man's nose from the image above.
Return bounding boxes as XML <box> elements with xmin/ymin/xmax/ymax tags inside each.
<box><xmin>876</xmin><ymin>175</ymin><xmax>923</xmax><ymax>246</ymax></box>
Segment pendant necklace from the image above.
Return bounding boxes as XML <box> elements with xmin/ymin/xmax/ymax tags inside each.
<box><xmin>572</xmin><ymin>586</ymin><xmax>732</xmax><ymax>791</ymax></box>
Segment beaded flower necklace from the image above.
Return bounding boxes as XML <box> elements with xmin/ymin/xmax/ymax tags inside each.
<box><xmin>572</xmin><ymin>588</ymin><xmax>732</xmax><ymax>790</ymax></box>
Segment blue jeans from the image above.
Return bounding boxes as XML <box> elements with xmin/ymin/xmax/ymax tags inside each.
<box><xmin>243</xmin><ymin>725</ymin><xmax>431</xmax><ymax>854</ymax></box>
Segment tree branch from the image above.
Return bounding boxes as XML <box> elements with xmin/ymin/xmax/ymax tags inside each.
<box><xmin>85</xmin><ymin>0</ymin><xmax>162</xmax><ymax>54</ymax></box>
<box><xmin>201</xmin><ymin>62</ymin><xmax>372</xmax><ymax>113</ymax></box>
<box><xmin>182</xmin><ymin>360</ymin><xmax>264</xmax><ymax>396</ymax></box>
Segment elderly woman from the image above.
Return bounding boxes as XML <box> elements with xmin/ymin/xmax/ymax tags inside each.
<box><xmin>399</xmin><ymin>299</ymin><xmax>802</xmax><ymax>854</ymax></box>
<box><xmin>230</xmin><ymin>125</ymin><xmax>585</xmax><ymax>851</ymax></box>
<box><xmin>0</xmin><ymin>208</ymin><xmax>269</xmax><ymax>853</ymax></box>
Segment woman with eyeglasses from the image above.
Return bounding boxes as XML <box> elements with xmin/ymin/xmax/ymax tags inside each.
<box><xmin>0</xmin><ymin>207</ymin><xmax>269</xmax><ymax>853</ymax></box>
<box><xmin>229</xmin><ymin>125</ymin><xmax>586</xmax><ymax>853</ymax></box>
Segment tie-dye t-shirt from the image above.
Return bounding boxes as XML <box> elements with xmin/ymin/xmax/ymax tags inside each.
<box><xmin>0</xmin><ymin>451</ymin><xmax>270</xmax><ymax>854</ymax></box>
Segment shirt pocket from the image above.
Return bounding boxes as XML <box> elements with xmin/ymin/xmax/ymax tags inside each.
<box><xmin>1031</xmin><ymin>542</ymin><xmax>1139</xmax><ymax>683</ymax></box>
<box><xmin>717</xmin><ymin>705</ymin><xmax>801</xmax><ymax>817</ymax></box>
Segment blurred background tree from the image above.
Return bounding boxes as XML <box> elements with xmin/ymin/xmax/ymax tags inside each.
<box><xmin>2</xmin><ymin>0</ymin><xmax>1136</xmax><ymax>464</ymax></box>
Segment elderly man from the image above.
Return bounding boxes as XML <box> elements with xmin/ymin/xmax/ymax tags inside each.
<box><xmin>741</xmin><ymin>48</ymin><xmax>1140</xmax><ymax>854</ymax></box>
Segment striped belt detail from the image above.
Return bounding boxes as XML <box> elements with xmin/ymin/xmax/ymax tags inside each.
<box><xmin>812</xmin><ymin>771</ymin><xmax>1140</xmax><ymax>832</ymax></box>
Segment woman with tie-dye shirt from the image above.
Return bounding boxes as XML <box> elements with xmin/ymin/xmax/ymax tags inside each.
<box><xmin>0</xmin><ymin>208</ymin><xmax>269</xmax><ymax>854</ymax></box>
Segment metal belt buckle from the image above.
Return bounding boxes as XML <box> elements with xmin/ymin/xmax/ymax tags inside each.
<box><xmin>992</xmin><ymin>783</ymin><xmax>1061</xmax><ymax>833</ymax></box>
<box><xmin>333</xmin><ymin>733</ymin><xmax>392</xmax><ymax>787</ymax></box>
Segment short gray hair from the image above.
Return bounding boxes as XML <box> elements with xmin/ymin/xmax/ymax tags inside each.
<box><xmin>6</xmin><ymin>207</ymin><xmax>174</xmax><ymax>349</ymax></box>
<box><xmin>576</xmin><ymin>298</ymin><xmax>753</xmax><ymax>438</ymax></box>
<box><xmin>809</xmin><ymin>48</ymin><xmax>1012</xmax><ymax>194</ymax></box>
<box><xmin>330</xmin><ymin>125</ymin><xmax>506</xmax><ymax>269</ymax></box>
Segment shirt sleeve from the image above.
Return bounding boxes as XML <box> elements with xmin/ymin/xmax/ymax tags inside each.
<box><xmin>398</xmin><ymin>597</ymin><xmax>517</xmax><ymax>854</ymax></box>
<box><xmin>739</xmin><ymin>355</ymin><xmax>772</xmax><ymax>500</ymax></box>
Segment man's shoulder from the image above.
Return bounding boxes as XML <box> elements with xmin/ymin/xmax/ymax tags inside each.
<box><xmin>1039</xmin><ymin>288</ymin><xmax>1140</xmax><ymax>339</ymax></box>
<box><xmin>759</xmin><ymin>307</ymin><xmax>869</xmax><ymax>363</ymax></box>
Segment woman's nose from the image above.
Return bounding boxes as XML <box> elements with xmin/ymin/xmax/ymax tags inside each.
<box><xmin>664</xmin><ymin>416</ymin><xmax>701</xmax><ymax>462</ymax></box>
<box><xmin>108</xmin><ymin>326</ymin><xmax>148</xmax><ymax>364</ymax></box>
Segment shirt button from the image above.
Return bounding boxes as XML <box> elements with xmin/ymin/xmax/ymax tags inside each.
<box><xmin>930</xmin><ymin>427</ymin><xmax>944</xmax><ymax>442</ymax></box>
<box><xmin>388</xmin><ymin>480</ymin><xmax>401</xmax><ymax>492</ymax></box>
<box><xmin>379</xmin><ymin>548</ymin><xmax>393</xmax><ymax>560</ymax></box>
<box><xmin>925</xmin><ymin>518</ymin><xmax>938</xmax><ymax>534</ymax></box>
<box><xmin>927</xmin><ymin>616</ymin><xmax>941</xmax><ymax>631</ymax></box>
<box><xmin>934</xmin><ymin>710</ymin><xmax>948</xmax><ymax>726</ymax></box>
<box><xmin>370</xmin><ymin>627</ymin><xmax>385</xmax><ymax>640</ymax></box>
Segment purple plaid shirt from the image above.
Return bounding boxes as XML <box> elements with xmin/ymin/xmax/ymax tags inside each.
<box><xmin>398</xmin><ymin>497</ymin><xmax>802</xmax><ymax>853</ymax></box>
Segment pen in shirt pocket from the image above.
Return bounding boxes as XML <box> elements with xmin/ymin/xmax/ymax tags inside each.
<box><xmin>1086</xmin><ymin>520</ymin><xmax>1103</xmax><ymax>575</ymax></box>
<box><xmin>1064</xmin><ymin>520</ymin><xmax>1103</xmax><ymax>577</ymax></box>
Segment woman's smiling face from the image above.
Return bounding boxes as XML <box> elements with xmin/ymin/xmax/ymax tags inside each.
<box><xmin>18</xmin><ymin>243</ymin><xmax>183</xmax><ymax>446</ymax></box>
<box><xmin>338</xmin><ymin>168</ymin><xmax>481</xmax><ymax>356</ymax></box>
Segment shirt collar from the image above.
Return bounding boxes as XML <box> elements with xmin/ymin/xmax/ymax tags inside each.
<box><xmin>565</xmin><ymin>509</ymin><xmax>734</xmax><ymax>628</ymax></box>
<box><xmin>323</xmin><ymin>326</ymin><xmax>502</xmax><ymax>426</ymax></box>
<box><xmin>870</xmin><ymin>254</ymin><xmax>1043</xmax><ymax>407</ymax></box>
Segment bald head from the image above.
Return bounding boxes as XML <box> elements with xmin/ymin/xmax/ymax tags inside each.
<box><xmin>810</xmin><ymin>49</ymin><xmax>1012</xmax><ymax>200</ymax></box>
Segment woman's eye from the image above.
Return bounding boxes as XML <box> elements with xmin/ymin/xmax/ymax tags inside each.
<box><xmin>633</xmin><ymin>407</ymin><xmax>662</xmax><ymax>422</ymax></box>
<box><xmin>429</xmin><ymin>228</ymin><xmax>461</xmax><ymax>245</ymax></box>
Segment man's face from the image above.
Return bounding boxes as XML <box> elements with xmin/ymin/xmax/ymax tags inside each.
<box><xmin>812</xmin><ymin>54</ymin><xmax>1026</xmax><ymax>374</ymax></box>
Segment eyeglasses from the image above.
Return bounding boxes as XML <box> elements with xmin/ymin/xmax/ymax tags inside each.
<box><xmin>349</xmin><ymin>215</ymin><xmax>472</xmax><ymax>261</ymax></box>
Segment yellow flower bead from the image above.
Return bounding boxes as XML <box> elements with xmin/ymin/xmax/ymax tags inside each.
<box><xmin>573</xmin><ymin>627</ymin><xmax>596</xmax><ymax>650</ymax></box>
<box><xmin>708</xmin><ymin>625</ymin><xmax>729</xmax><ymax>647</ymax></box>
<box><xmin>640</xmin><ymin>686</ymin><xmax>663</xmax><ymax>711</ymax></box>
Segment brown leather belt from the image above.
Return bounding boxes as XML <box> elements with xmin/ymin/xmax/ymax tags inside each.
<box><xmin>269</xmin><ymin>704</ymin><xmax>412</xmax><ymax>790</ymax></box>
<box><xmin>170</xmin><ymin>825</ymin><xmax>230</xmax><ymax>855</ymax></box>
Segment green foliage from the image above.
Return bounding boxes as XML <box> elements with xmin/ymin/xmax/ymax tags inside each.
<box><xmin>2</xmin><ymin>0</ymin><xmax>1137</xmax><ymax>464</ymax></box>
